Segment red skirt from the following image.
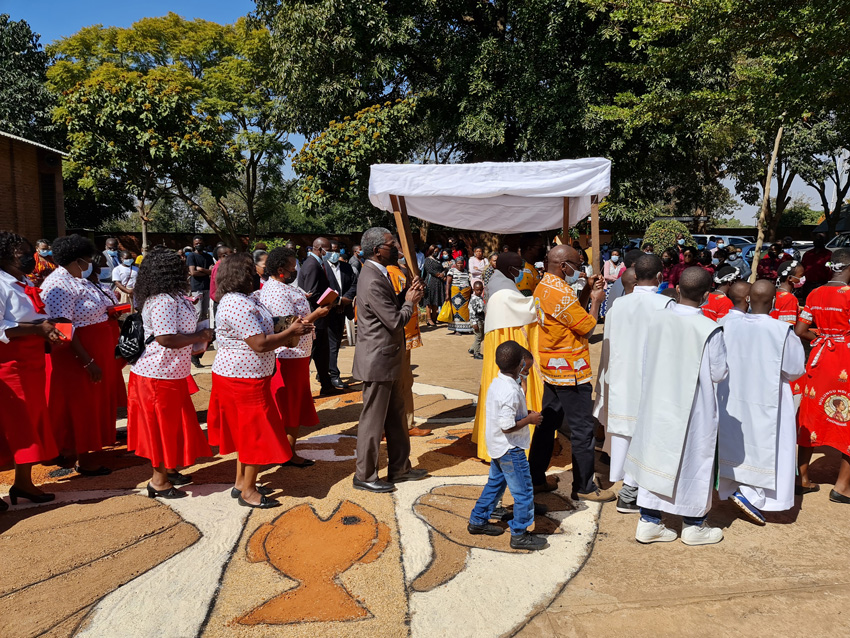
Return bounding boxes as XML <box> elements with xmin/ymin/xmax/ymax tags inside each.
<box><xmin>46</xmin><ymin>321</ymin><xmax>118</xmax><ymax>454</ymax></box>
<box><xmin>207</xmin><ymin>373</ymin><xmax>292</xmax><ymax>465</ymax></box>
<box><xmin>107</xmin><ymin>319</ymin><xmax>127</xmax><ymax>408</ymax></box>
<box><xmin>186</xmin><ymin>375</ymin><xmax>200</xmax><ymax>394</ymax></box>
<box><xmin>0</xmin><ymin>335</ymin><xmax>58</xmax><ymax>465</ymax></box>
<box><xmin>798</xmin><ymin>336</ymin><xmax>850</xmax><ymax>453</ymax></box>
<box><xmin>127</xmin><ymin>373</ymin><xmax>212</xmax><ymax>468</ymax></box>
<box><xmin>270</xmin><ymin>357</ymin><xmax>319</xmax><ymax>431</ymax></box>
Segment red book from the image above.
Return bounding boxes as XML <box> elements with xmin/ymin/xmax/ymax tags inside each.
<box><xmin>317</xmin><ymin>288</ymin><xmax>339</xmax><ymax>307</ymax></box>
<box><xmin>55</xmin><ymin>322</ymin><xmax>74</xmax><ymax>341</ymax></box>
<box><xmin>107</xmin><ymin>304</ymin><xmax>132</xmax><ymax>318</ymax></box>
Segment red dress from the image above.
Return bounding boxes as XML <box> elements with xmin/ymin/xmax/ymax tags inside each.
<box><xmin>0</xmin><ymin>335</ymin><xmax>58</xmax><ymax>465</ymax></box>
<box><xmin>770</xmin><ymin>290</ymin><xmax>799</xmax><ymax>324</ymax></box>
<box><xmin>701</xmin><ymin>292</ymin><xmax>733</xmax><ymax>322</ymax></box>
<box><xmin>127</xmin><ymin>294</ymin><xmax>211</xmax><ymax>468</ymax></box>
<box><xmin>797</xmin><ymin>284</ymin><xmax>850</xmax><ymax>452</ymax></box>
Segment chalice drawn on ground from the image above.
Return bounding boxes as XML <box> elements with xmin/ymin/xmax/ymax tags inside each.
<box><xmin>239</xmin><ymin>500</ymin><xmax>390</xmax><ymax>625</ymax></box>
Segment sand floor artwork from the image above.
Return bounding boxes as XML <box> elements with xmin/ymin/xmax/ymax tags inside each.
<box><xmin>0</xmin><ymin>370</ymin><xmax>593</xmax><ymax>638</ymax></box>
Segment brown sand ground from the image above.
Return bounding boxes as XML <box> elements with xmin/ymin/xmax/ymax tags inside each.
<box><xmin>2</xmin><ymin>324</ymin><xmax>849</xmax><ymax>637</ymax></box>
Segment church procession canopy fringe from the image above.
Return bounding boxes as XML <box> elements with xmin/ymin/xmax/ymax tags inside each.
<box><xmin>368</xmin><ymin>158</ymin><xmax>612</xmax><ymax>233</ymax></box>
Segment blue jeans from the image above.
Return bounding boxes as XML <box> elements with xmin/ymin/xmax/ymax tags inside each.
<box><xmin>469</xmin><ymin>447</ymin><xmax>535</xmax><ymax>535</ymax></box>
<box><xmin>640</xmin><ymin>507</ymin><xmax>706</xmax><ymax>527</ymax></box>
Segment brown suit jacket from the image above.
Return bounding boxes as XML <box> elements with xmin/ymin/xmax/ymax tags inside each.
<box><xmin>352</xmin><ymin>260</ymin><xmax>415</xmax><ymax>382</ymax></box>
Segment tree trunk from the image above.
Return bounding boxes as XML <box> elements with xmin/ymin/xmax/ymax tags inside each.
<box><xmin>419</xmin><ymin>219</ymin><xmax>430</xmax><ymax>243</ymax></box>
<box><xmin>138</xmin><ymin>201</ymin><xmax>149</xmax><ymax>255</ymax></box>
<box><xmin>750</xmin><ymin>119</ymin><xmax>785</xmax><ymax>283</ymax></box>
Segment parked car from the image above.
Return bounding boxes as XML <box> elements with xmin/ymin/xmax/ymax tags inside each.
<box><xmin>826</xmin><ymin>232</ymin><xmax>850</xmax><ymax>249</ymax></box>
<box><xmin>692</xmin><ymin>234</ymin><xmax>755</xmax><ymax>248</ymax></box>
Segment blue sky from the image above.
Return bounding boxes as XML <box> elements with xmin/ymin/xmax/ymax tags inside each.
<box><xmin>2</xmin><ymin>0</ymin><xmax>820</xmax><ymax>224</ymax></box>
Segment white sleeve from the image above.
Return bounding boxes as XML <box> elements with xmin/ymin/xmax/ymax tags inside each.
<box><xmin>0</xmin><ymin>287</ymin><xmax>15</xmax><ymax>344</ymax></box>
<box><xmin>708</xmin><ymin>329</ymin><xmax>728</xmax><ymax>383</ymax></box>
<box><xmin>781</xmin><ymin>330</ymin><xmax>807</xmax><ymax>380</ymax></box>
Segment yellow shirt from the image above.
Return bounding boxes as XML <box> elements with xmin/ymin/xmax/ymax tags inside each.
<box><xmin>386</xmin><ymin>265</ymin><xmax>422</xmax><ymax>349</ymax></box>
<box><xmin>534</xmin><ymin>273</ymin><xmax>596</xmax><ymax>385</ymax></box>
<box><xmin>515</xmin><ymin>261</ymin><xmax>541</xmax><ymax>298</ymax></box>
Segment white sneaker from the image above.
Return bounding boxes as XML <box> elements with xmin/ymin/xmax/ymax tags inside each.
<box><xmin>681</xmin><ymin>523</ymin><xmax>723</xmax><ymax>546</ymax></box>
<box><xmin>635</xmin><ymin>519</ymin><xmax>677</xmax><ymax>544</ymax></box>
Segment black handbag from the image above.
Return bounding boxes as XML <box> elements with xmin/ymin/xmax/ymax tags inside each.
<box><xmin>115</xmin><ymin>312</ymin><xmax>155</xmax><ymax>364</ymax></box>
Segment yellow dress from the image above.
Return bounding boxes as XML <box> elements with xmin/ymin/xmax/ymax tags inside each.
<box><xmin>471</xmin><ymin>323</ymin><xmax>544</xmax><ymax>462</ymax></box>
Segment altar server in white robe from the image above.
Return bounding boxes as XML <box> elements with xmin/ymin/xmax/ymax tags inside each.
<box><xmin>625</xmin><ymin>267</ymin><xmax>728</xmax><ymax>546</ymax></box>
<box><xmin>594</xmin><ymin>254</ymin><xmax>673</xmax><ymax>514</ymax></box>
<box><xmin>721</xmin><ymin>280</ymin><xmax>751</xmax><ymax>323</ymax></box>
<box><xmin>717</xmin><ymin>280</ymin><xmax>806</xmax><ymax>524</ymax></box>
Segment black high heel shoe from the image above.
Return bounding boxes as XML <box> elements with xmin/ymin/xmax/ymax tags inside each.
<box><xmin>146</xmin><ymin>483</ymin><xmax>188</xmax><ymax>499</ymax></box>
<box><xmin>230</xmin><ymin>485</ymin><xmax>272</xmax><ymax>499</ymax></box>
<box><xmin>166</xmin><ymin>471</ymin><xmax>192</xmax><ymax>486</ymax></box>
<box><xmin>9</xmin><ymin>486</ymin><xmax>56</xmax><ymax>505</ymax></box>
<box><xmin>237</xmin><ymin>494</ymin><xmax>278</xmax><ymax>509</ymax></box>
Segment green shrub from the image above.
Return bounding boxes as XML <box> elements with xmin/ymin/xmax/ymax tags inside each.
<box><xmin>642</xmin><ymin>220</ymin><xmax>694</xmax><ymax>251</ymax></box>
<box><xmin>250</xmin><ymin>238</ymin><xmax>293</xmax><ymax>252</ymax></box>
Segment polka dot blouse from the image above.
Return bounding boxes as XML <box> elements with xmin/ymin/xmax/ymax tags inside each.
<box><xmin>132</xmin><ymin>294</ymin><xmax>198</xmax><ymax>379</ymax></box>
<box><xmin>259</xmin><ymin>277</ymin><xmax>314</xmax><ymax>359</ymax></box>
<box><xmin>211</xmin><ymin>292</ymin><xmax>276</xmax><ymax>378</ymax></box>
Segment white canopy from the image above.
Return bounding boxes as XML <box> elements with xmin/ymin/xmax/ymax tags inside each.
<box><xmin>368</xmin><ymin>158</ymin><xmax>611</xmax><ymax>233</ymax></box>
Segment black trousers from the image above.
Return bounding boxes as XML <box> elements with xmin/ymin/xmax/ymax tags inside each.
<box><xmin>528</xmin><ymin>382</ymin><xmax>597</xmax><ymax>494</ymax></box>
<box><xmin>311</xmin><ymin>325</ymin><xmax>332</xmax><ymax>388</ymax></box>
<box><xmin>327</xmin><ymin>312</ymin><xmax>345</xmax><ymax>381</ymax></box>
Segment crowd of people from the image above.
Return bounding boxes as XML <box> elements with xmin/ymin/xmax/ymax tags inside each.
<box><xmin>2</xmin><ymin>226</ymin><xmax>849</xmax><ymax>557</ymax></box>
<box><xmin>0</xmin><ymin>228</ymin><xmax>427</xmax><ymax>509</ymax></box>
<box><xmin>467</xmin><ymin>234</ymin><xmax>850</xmax><ymax>550</ymax></box>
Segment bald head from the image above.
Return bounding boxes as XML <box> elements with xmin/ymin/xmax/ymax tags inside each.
<box><xmin>677</xmin><ymin>266</ymin><xmax>712</xmax><ymax>305</ymax></box>
<box><xmin>312</xmin><ymin>237</ymin><xmax>330</xmax><ymax>254</ymax></box>
<box><xmin>749</xmin><ymin>280</ymin><xmax>776</xmax><ymax>315</ymax></box>
<box><xmin>728</xmin><ymin>281</ymin><xmax>752</xmax><ymax>312</ymax></box>
<box><xmin>546</xmin><ymin>244</ymin><xmax>580</xmax><ymax>278</ymax></box>
<box><xmin>496</xmin><ymin>252</ymin><xmax>523</xmax><ymax>279</ymax></box>
<box><xmin>622</xmin><ymin>267</ymin><xmax>637</xmax><ymax>295</ymax></box>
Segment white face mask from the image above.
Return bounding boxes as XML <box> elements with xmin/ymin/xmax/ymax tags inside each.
<box><xmin>122</xmin><ymin>259</ymin><xmax>134</xmax><ymax>266</ymax></box>
<box><xmin>611</xmin><ymin>255</ymin><xmax>620</xmax><ymax>263</ymax></box>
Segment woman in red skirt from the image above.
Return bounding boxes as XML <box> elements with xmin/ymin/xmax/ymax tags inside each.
<box><xmin>260</xmin><ymin>247</ymin><xmax>329</xmax><ymax>467</ymax></box>
<box><xmin>128</xmin><ymin>247</ymin><xmax>215</xmax><ymax>499</ymax></box>
<box><xmin>209</xmin><ymin>253</ymin><xmax>314</xmax><ymax>508</ymax></box>
<box><xmin>41</xmin><ymin>235</ymin><xmax>120</xmax><ymax>476</ymax></box>
<box><xmin>0</xmin><ymin>231</ymin><xmax>64</xmax><ymax>509</ymax></box>
<box><xmin>795</xmin><ymin>248</ymin><xmax>850</xmax><ymax>504</ymax></box>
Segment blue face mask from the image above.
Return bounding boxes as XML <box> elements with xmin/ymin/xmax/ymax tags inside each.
<box><xmin>358</xmin><ymin>250</ymin><xmax>364</xmax><ymax>257</ymax></box>
<box><xmin>122</xmin><ymin>258</ymin><xmax>134</xmax><ymax>266</ymax></box>
<box><xmin>611</xmin><ymin>255</ymin><xmax>619</xmax><ymax>263</ymax></box>
<box><xmin>565</xmin><ymin>264</ymin><xmax>581</xmax><ymax>285</ymax></box>
<box><xmin>678</xmin><ymin>239</ymin><xmax>685</xmax><ymax>246</ymax></box>
<box><xmin>712</xmin><ymin>258</ymin><xmax>720</xmax><ymax>266</ymax></box>
<box><xmin>339</xmin><ymin>248</ymin><xmax>346</xmax><ymax>255</ymax></box>
<box><xmin>328</xmin><ymin>252</ymin><xmax>340</xmax><ymax>264</ymax></box>
<box><xmin>79</xmin><ymin>260</ymin><xmax>93</xmax><ymax>279</ymax></box>
<box><xmin>107</xmin><ymin>249</ymin><xmax>118</xmax><ymax>256</ymax></box>
<box><xmin>39</xmin><ymin>249</ymin><xmax>52</xmax><ymax>257</ymax></box>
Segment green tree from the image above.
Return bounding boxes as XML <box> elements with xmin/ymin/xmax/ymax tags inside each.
<box><xmin>642</xmin><ymin>220</ymin><xmax>694</xmax><ymax>251</ymax></box>
<box><xmin>57</xmin><ymin>69</ymin><xmax>237</xmax><ymax>250</ymax></box>
<box><xmin>777</xmin><ymin>196</ymin><xmax>822</xmax><ymax>228</ymax></box>
<box><xmin>0</xmin><ymin>14</ymin><xmax>57</xmax><ymax>143</ymax></box>
<box><xmin>49</xmin><ymin>14</ymin><xmax>291</xmax><ymax>243</ymax></box>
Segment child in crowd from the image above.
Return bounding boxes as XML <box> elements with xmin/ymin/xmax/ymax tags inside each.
<box><xmin>468</xmin><ymin>340</ymin><xmax>547</xmax><ymax>551</ymax></box>
<box><xmin>468</xmin><ymin>280</ymin><xmax>486</xmax><ymax>359</ymax></box>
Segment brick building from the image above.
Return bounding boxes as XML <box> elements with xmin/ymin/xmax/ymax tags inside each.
<box><xmin>0</xmin><ymin>130</ymin><xmax>66</xmax><ymax>242</ymax></box>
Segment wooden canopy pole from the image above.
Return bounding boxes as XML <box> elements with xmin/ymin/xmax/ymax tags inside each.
<box><xmin>561</xmin><ymin>197</ymin><xmax>571</xmax><ymax>244</ymax></box>
<box><xmin>590</xmin><ymin>195</ymin><xmax>601</xmax><ymax>274</ymax></box>
<box><xmin>390</xmin><ymin>194</ymin><xmax>421</xmax><ymax>278</ymax></box>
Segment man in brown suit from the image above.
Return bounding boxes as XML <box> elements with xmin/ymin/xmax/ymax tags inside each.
<box><xmin>352</xmin><ymin>227</ymin><xmax>427</xmax><ymax>492</ymax></box>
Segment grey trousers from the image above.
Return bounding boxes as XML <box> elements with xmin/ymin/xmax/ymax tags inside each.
<box><xmin>355</xmin><ymin>378</ymin><xmax>412</xmax><ymax>482</ymax></box>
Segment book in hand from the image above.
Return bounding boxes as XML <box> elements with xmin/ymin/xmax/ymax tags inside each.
<box><xmin>272</xmin><ymin>315</ymin><xmax>301</xmax><ymax>348</ymax></box>
<box><xmin>54</xmin><ymin>321</ymin><xmax>74</xmax><ymax>341</ymax></box>
<box><xmin>317</xmin><ymin>288</ymin><xmax>339</xmax><ymax>307</ymax></box>
<box><xmin>107</xmin><ymin>303</ymin><xmax>132</xmax><ymax>319</ymax></box>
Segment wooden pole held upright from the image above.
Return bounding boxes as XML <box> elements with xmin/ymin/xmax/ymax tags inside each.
<box><xmin>390</xmin><ymin>194</ymin><xmax>421</xmax><ymax>278</ymax></box>
<box><xmin>562</xmin><ymin>198</ymin><xmax>571</xmax><ymax>244</ymax></box>
<box><xmin>590</xmin><ymin>195</ymin><xmax>601</xmax><ymax>274</ymax></box>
